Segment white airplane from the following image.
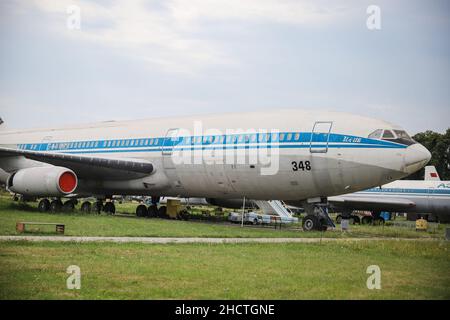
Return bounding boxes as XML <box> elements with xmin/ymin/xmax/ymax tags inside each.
<box><xmin>328</xmin><ymin>166</ymin><xmax>450</xmax><ymax>223</ymax></box>
<box><xmin>0</xmin><ymin>110</ymin><xmax>431</xmax><ymax>230</ymax></box>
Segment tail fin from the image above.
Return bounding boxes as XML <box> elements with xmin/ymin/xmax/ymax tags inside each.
<box><xmin>424</xmin><ymin>166</ymin><xmax>441</xmax><ymax>181</ymax></box>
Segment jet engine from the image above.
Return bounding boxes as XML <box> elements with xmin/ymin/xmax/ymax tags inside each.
<box><xmin>7</xmin><ymin>166</ymin><xmax>78</xmax><ymax>197</ymax></box>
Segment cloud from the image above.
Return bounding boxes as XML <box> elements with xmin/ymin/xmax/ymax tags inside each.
<box><xmin>22</xmin><ymin>0</ymin><xmax>354</xmax><ymax>73</ymax></box>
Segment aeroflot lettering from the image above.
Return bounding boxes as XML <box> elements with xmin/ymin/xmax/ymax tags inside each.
<box><xmin>437</xmin><ymin>183</ymin><xmax>450</xmax><ymax>189</ymax></box>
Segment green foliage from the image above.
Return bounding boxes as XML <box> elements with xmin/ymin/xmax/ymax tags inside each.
<box><xmin>411</xmin><ymin>129</ymin><xmax>450</xmax><ymax>180</ymax></box>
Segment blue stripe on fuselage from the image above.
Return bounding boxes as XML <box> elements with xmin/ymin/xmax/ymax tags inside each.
<box><xmin>360</xmin><ymin>188</ymin><xmax>450</xmax><ymax>195</ymax></box>
<box><xmin>17</xmin><ymin>132</ymin><xmax>407</xmax><ymax>153</ymax></box>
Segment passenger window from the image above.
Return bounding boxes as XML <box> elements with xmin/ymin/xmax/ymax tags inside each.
<box><xmin>287</xmin><ymin>133</ymin><xmax>292</xmax><ymax>141</ymax></box>
<box><xmin>294</xmin><ymin>133</ymin><xmax>300</xmax><ymax>141</ymax></box>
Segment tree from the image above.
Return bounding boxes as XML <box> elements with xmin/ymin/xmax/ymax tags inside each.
<box><xmin>409</xmin><ymin>129</ymin><xmax>450</xmax><ymax>180</ymax></box>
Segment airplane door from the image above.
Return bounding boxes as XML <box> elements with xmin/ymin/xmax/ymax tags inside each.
<box><xmin>310</xmin><ymin>121</ymin><xmax>333</xmax><ymax>153</ymax></box>
<box><xmin>162</xmin><ymin>128</ymin><xmax>179</xmax><ymax>169</ymax></box>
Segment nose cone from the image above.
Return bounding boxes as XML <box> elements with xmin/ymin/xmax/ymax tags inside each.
<box><xmin>404</xmin><ymin>143</ymin><xmax>431</xmax><ymax>174</ymax></box>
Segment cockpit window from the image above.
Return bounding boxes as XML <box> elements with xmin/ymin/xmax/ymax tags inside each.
<box><xmin>394</xmin><ymin>130</ymin><xmax>412</xmax><ymax>141</ymax></box>
<box><xmin>393</xmin><ymin>130</ymin><xmax>416</xmax><ymax>145</ymax></box>
<box><xmin>368</xmin><ymin>129</ymin><xmax>383</xmax><ymax>139</ymax></box>
<box><xmin>382</xmin><ymin>130</ymin><xmax>395</xmax><ymax>139</ymax></box>
<box><xmin>368</xmin><ymin>128</ymin><xmax>416</xmax><ymax>146</ymax></box>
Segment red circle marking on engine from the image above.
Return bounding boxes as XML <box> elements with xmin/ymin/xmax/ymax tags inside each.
<box><xmin>58</xmin><ymin>172</ymin><xmax>77</xmax><ymax>193</ymax></box>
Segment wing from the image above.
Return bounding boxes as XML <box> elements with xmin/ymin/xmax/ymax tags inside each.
<box><xmin>0</xmin><ymin>147</ymin><xmax>153</xmax><ymax>180</ymax></box>
<box><xmin>328</xmin><ymin>195</ymin><xmax>416</xmax><ymax>211</ymax></box>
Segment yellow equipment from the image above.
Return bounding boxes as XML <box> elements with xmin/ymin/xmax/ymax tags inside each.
<box><xmin>166</xmin><ymin>199</ymin><xmax>183</xmax><ymax>219</ymax></box>
<box><xmin>415</xmin><ymin>217</ymin><xmax>428</xmax><ymax>231</ymax></box>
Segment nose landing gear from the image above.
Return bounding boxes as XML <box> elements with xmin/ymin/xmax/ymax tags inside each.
<box><xmin>302</xmin><ymin>200</ymin><xmax>335</xmax><ymax>231</ymax></box>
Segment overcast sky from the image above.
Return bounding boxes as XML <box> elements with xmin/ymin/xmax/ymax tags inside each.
<box><xmin>0</xmin><ymin>0</ymin><xmax>449</xmax><ymax>134</ymax></box>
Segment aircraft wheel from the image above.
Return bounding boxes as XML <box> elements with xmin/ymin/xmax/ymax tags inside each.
<box><xmin>178</xmin><ymin>209</ymin><xmax>190</xmax><ymax>221</ymax></box>
<box><xmin>335</xmin><ymin>215</ymin><xmax>342</xmax><ymax>224</ymax></box>
<box><xmin>38</xmin><ymin>199</ymin><xmax>51</xmax><ymax>212</ymax></box>
<box><xmin>94</xmin><ymin>201</ymin><xmax>103</xmax><ymax>214</ymax></box>
<box><xmin>158</xmin><ymin>206</ymin><xmax>167</xmax><ymax>218</ymax></box>
<box><xmin>63</xmin><ymin>201</ymin><xmax>75</xmax><ymax>212</ymax></box>
<box><xmin>352</xmin><ymin>216</ymin><xmax>361</xmax><ymax>224</ymax></box>
<box><xmin>252</xmin><ymin>218</ymin><xmax>258</xmax><ymax>225</ymax></box>
<box><xmin>50</xmin><ymin>200</ymin><xmax>63</xmax><ymax>213</ymax></box>
<box><xmin>302</xmin><ymin>215</ymin><xmax>320</xmax><ymax>231</ymax></box>
<box><xmin>148</xmin><ymin>205</ymin><xmax>158</xmax><ymax>218</ymax></box>
<box><xmin>362</xmin><ymin>216</ymin><xmax>373</xmax><ymax>225</ymax></box>
<box><xmin>136</xmin><ymin>204</ymin><xmax>148</xmax><ymax>217</ymax></box>
<box><xmin>104</xmin><ymin>202</ymin><xmax>116</xmax><ymax>215</ymax></box>
<box><xmin>81</xmin><ymin>201</ymin><xmax>92</xmax><ymax>213</ymax></box>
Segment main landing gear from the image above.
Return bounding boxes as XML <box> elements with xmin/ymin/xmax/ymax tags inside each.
<box><xmin>302</xmin><ymin>199</ymin><xmax>335</xmax><ymax>231</ymax></box>
<box><xmin>37</xmin><ymin>198</ymin><xmax>115</xmax><ymax>214</ymax></box>
<box><xmin>135</xmin><ymin>196</ymin><xmax>168</xmax><ymax>218</ymax></box>
<box><xmin>38</xmin><ymin>199</ymin><xmax>77</xmax><ymax>213</ymax></box>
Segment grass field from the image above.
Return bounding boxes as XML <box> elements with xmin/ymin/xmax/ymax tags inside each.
<box><xmin>0</xmin><ymin>240</ymin><xmax>449</xmax><ymax>299</ymax></box>
<box><xmin>0</xmin><ymin>196</ymin><xmax>447</xmax><ymax>239</ymax></box>
<box><xmin>1</xmin><ymin>195</ymin><xmax>449</xmax><ymax>300</ymax></box>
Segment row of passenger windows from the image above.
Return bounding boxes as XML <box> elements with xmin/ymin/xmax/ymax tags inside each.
<box><xmin>18</xmin><ymin>133</ymin><xmax>306</xmax><ymax>150</ymax></box>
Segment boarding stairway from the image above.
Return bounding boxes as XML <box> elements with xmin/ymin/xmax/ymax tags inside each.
<box><xmin>253</xmin><ymin>200</ymin><xmax>294</xmax><ymax>218</ymax></box>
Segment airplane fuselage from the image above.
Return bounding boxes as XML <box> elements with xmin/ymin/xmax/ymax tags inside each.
<box><xmin>0</xmin><ymin>110</ymin><xmax>431</xmax><ymax>201</ymax></box>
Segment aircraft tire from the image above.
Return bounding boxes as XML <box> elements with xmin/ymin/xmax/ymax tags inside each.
<box><xmin>38</xmin><ymin>199</ymin><xmax>50</xmax><ymax>212</ymax></box>
<box><xmin>104</xmin><ymin>202</ymin><xmax>116</xmax><ymax>215</ymax></box>
<box><xmin>50</xmin><ymin>200</ymin><xmax>63</xmax><ymax>213</ymax></box>
<box><xmin>63</xmin><ymin>201</ymin><xmax>75</xmax><ymax>212</ymax></box>
<box><xmin>81</xmin><ymin>201</ymin><xmax>92</xmax><ymax>213</ymax></box>
<box><xmin>158</xmin><ymin>206</ymin><xmax>167</xmax><ymax>218</ymax></box>
<box><xmin>93</xmin><ymin>201</ymin><xmax>103</xmax><ymax>214</ymax></box>
<box><xmin>148</xmin><ymin>205</ymin><xmax>158</xmax><ymax>218</ymax></box>
<box><xmin>302</xmin><ymin>215</ymin><xmax>320</xmax><ymax>231</ymax></box>
<box><xmin>136</xmin><ymin>204</ymin><xmax>148</xmax><ymax>217</ymax></box>
<box><xmin>351</xmin><ymin>215</ymin><xmax>361</xmax><ymax>224</ymax></box>
<box><xmin>362</xmin><ymin>216</ymin><xmax>372</xmax><ymax>225</ymax></box>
